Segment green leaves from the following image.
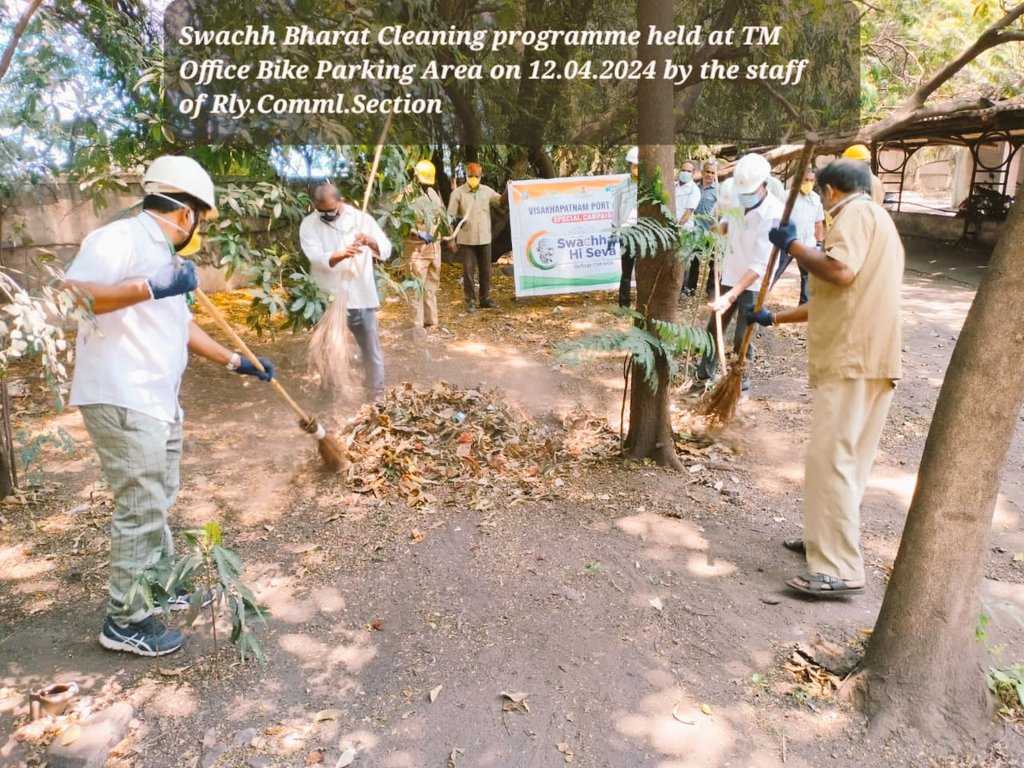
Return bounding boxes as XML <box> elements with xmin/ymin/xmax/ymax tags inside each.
<box><xmin>559</xmin><ymin>314</ymin><xmax>711</xmax><ymax>391</ymax></box>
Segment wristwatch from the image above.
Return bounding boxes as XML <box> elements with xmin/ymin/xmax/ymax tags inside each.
<box><xmin>226</xmin><ymin>352</ymin><xmax>242</xmax><ymax>371</ymax></box>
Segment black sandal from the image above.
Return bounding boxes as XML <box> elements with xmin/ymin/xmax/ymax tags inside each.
<box><xmin>785</xmin><ymin>572</ymin><xmax>864</xmax><ymax>599</ymax></box>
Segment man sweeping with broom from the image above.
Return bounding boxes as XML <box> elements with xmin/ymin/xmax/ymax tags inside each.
<box><xmin>63</xmin><ymin>156</ymin><xmax>276</xmax><ymax>655</ymax></box>
<box><xmin>300</xmin><ymin>182</ymin><xmax>393</xmax><ymax>400</ymax></box>
<box><xmin>746</xmin><ymin>158</ymin><xmax>904</xmax><ymax>598</ymax></box>
<box><xmin>692</xmin><ymin>153</ymin><xmax>783</xmax><ymax>396</ymax></box>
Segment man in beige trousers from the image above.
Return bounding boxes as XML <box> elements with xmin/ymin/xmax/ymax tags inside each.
<box><xmin>406</xmin><ymin>159</ymin><xmax>447</xmax><ymax>331</ymax></box>
<box><xmin>747</xmin><ymin>158</ymin><xmax>904</xmax><ymax>598</ymax></box>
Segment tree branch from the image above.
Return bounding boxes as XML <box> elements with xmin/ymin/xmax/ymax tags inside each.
<box><xmin>0</xmin><ymin>0</ymin><xmax>45</xmax><ymax>85</ymax></box>
<box><xmin>895</xmin><ymin>3</ymin><xmax>1024</xmax><ymax>117</ymax></box>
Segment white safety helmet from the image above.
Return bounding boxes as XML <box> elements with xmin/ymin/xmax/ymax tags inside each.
<box><xmin>143</xmin><ymin>156</ymin><xmax>219</xmax><ymax>219</ymax></box>
<box><xmin>625</xmin><ymin>146</ymin><xmax>639</xmax><ymax>165</ymax></box>
<box><xmin>732</xmin><ymin>153</ymin><xmax>771</xmax><ymax>195</ymax></box>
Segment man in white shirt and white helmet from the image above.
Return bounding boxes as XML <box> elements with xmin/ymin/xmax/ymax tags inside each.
<box><xmin>694</xmin><ymin>153</ymin><xmax>784</xmax><ymax>392</ymax></box>
<box><xmin>64</xmin><ymin>156</ymin><xmax>276</xmax><ymax>656</ymax></box>
<box><xmin>610</xmin><ymin>146</ymin><xmax>640</xmax><ymax>307</ymax></box>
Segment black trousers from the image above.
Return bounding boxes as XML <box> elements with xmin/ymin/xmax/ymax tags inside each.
<box><xmin>459</xmin><ymin>243</ymin><xmax>492</xmax><ymax>305</ymax></box>
<box><xmin>696</xmin><ymin>287</ymin><xmax>756</xmax><ymax>381</ymax></box>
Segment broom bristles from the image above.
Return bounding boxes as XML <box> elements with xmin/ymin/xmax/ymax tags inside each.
<box><xmin>317</xmin><ymin>434</ymin><xmax>348</xmax><ymax>471</ymax></box>
<box><xmin>308</xmin><ymin>293</ymin><xmax>354</xmax><ymax>395</ymax></box>
<box><xmin>700</xmin><ymin>364</ymin><xmax>745</xmax><ymax>425</ymax></box>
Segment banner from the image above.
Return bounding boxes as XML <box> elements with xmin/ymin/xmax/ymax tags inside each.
<box><xmin>508</xmin><ymin>175</ymin><xmax>626</xmax><ymax>297</ymax></box>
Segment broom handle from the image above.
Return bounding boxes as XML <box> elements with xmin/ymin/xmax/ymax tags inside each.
<box><xmin>736</xmin><ymin>135</ymin><xmax>818</xmax><ymax>359</ymax></box>
<box><xmin>362</xmin><ymin>113</ymin><xmax>392</xmax><ymax>215</ymax></box>
<box><xmin>192</xmin><ymin>288</ymin><xmax>312</xmax><ymax>423</ymax></box>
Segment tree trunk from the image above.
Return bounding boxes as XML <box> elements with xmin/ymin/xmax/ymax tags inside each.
<box><xmin>858</xmin><ymin>190</ymin><xmax>1024</xmax><ymax>743</ymax></box>
<box><xmin>623</xmin><ymin>0</ymin><xmax>683</xmax><ymax>469</ymax></box>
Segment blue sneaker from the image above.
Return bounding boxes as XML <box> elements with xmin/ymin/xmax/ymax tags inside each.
<box><xmin>99</xmin><ymin>616</ymin><xmax>185</xmax><ymax>656</ymax></box>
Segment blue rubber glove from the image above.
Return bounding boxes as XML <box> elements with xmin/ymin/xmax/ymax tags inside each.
<box><xmin>416</xmin><ymin>230</ymin><xmax>435</xmax><ymax>244</ymax></box>
<box><xmin>148</xmin><ymin>261</ymin><xmax>198</xmax><ymax>300</ymax></box>
<box><xmin>236</xmin><ymin>356</ymin><xmax>275</xmax><ymax>381</ymax></box>
<box><xmin>608</xmin><ymin>233</ymin><xmax>619</xmax><ymax>249</ymax></box>
<box><xmin>768</xmin><ymin>221</ymin><xmax>798</xmax><ymax>253</ymax></box>
<box><xmin>745</xmin><ymin>308</ymin><xmax>775</xmax><ymax>327</ymax></box>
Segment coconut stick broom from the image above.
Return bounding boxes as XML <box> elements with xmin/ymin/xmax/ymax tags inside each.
<box><xmin>308</xmin><ymin>114</ymin><xmax>392</xmax><ymax>392</ymax></box>
<box><xmin>701</xmin><ymin>134</ymin><xmax>818</xmax><ymax>425</ymax></box>
<box><xmin>191</xmin><ymin>288</ymin><xmax>347</xmax><ymax>470</ymax></box>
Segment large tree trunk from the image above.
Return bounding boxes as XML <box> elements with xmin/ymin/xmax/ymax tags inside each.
<box><xmin>857</xmin><ymin>190</ymin><xmax>1024</xmax><ymax>743</ymax></box>
<box><xmin>623</xmin><ymin>0</ymin><xmax>683</xmax><ymax>469</ymax></box>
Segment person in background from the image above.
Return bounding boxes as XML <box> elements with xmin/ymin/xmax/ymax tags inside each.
<box><xmin>842</xmin><ymin>144</ymin><xmax>885</xmax><ymax>204</ymax></box>
<box><xmin>749</xmin><ymin>158</ymin><xmax>903</xmax><ymax>598</ymax></box>
<box><xmin>447</xmin><ymin>161</ymin><xmax>505</xmax><ymax>313</ymax></box>
<box><xmin>300</xmin><ymin>182</ymin><xmax>392</xmax><ymax>399</ymax></box>
<box><xmin>406</xmin><ymin>159</ymin><xmax>447</xmax><ymax>332</ymax></box>
<box><xmin>675</xmin><ymin>160</ymin><xmax>702</xmax><ymax>229</ymax></box>
<box><xmin>684</xmin><ymin>159</ymin><xmax>720</xmax><ymax>296</ymax></box>
<box><xmin>64</xmin><ymin>155</ymin><xmax>275</xmax><ymax>656</ymax></box>
<box><xmin>611</xmin><ymin>146</ymin><xmax>640</xmax><ymax>308</ymax></box>
<box><xmin>789</xmin><ymin>166</ymin><xmax>825</xmax><ymax>304</ymax></box>
<box><xmin>693</xmin><ymin>153</ymin><xmax>783</xmax><ymax>393</ymax></box>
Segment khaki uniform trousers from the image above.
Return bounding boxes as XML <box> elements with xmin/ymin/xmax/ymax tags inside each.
<box><xmin>804</xmin><ymin>378</ymin><xmax>896</xmax><ymax>582</ymax></box>
<box><xmin>408</xmin><ymin>240</ymin><xmax>441</xmax><ymax>327</ymax></box>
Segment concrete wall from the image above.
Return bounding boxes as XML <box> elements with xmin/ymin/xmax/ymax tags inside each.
<box><xmin>1</xmin><ymin>179</ymin><xmax>248</xmax><ymax>291</ymax></box>
<box><xmin>892</xmin><ymin>210</ymin><xmax>1004</xmax><ymax>246</ymax></box>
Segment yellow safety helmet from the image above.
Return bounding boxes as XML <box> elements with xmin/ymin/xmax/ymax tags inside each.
<box><xmin>414</xmin><ymin>159</ymin><xmax>436</xmax><ymax>186</ymax></box>
<box><xmin>842</xmin><ymin>144</ymin><xmax>871</xmax><ymax>162</ymax></box>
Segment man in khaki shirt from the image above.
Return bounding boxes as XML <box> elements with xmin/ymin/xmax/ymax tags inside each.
<box><xmin>447</xmin><ymin>162</ymin><xmax>506</xmax><ymax>313</ymax></box>
<box><xmin>748</xmin><ymin>159</ymin><xmax>904</xmax><ymax>598</ymax></box>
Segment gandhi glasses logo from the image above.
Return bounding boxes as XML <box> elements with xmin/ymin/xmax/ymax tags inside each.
<box><xmin>526</xmin><ymin>231</ymin><xmax>559</xmax><ymax>270</ymax></box>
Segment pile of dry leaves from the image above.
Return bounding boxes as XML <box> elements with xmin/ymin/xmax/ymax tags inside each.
<box><xmin>331</xmin><ymin>382</ymin><xmax>617</xmax><ymax>507</ymax></box>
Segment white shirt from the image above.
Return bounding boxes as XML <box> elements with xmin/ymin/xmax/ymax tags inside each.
<box><xmin>675</xmin><ymin>180</ymin><xmax>701</xmax><ymax>228</ymax></box>
<box><xmin>299</xmin><ymin>205</ymin><xmax>393</xmax><ymax>310</ymax></box>
<box><xmin>66</xmin><ymin>214</ymin><xmax>192</xmax><ymax>423</ymax></box>
<box><xmin>611</xmin><ymin>177</ymin><xmax>638</xmax><ymax>231</ymax></box>
<box><xmin>721</xmin><ymin>193</ymin><xmax>785</xmax><ymax>291</ymax></box>
<box><xmin>790</xmin><ymin>190</ymin><xmax>825</xmax><ymax>247</ymax></box>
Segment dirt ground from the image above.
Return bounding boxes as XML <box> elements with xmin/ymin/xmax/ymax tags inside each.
<box><xmin>2</xmin><ymin>234</ymin><xmax>1024</xmax><ymax>768</ymax></box>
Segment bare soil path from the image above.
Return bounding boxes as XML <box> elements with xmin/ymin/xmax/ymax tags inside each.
<box><xmin>1</xmin><ymin>236</ymin><xmax>1022</xmax><ymax>768</ymax></box>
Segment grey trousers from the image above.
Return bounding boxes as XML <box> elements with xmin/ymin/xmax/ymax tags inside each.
<box><xmin>348</xmin><ymin>308</ymin><xmax>386</xmax><ymax>395</ymax></box>
<box><xmin>80</xmin><ymin>404</ymin><xmax>181</xmax><ymax>625</ymax></box>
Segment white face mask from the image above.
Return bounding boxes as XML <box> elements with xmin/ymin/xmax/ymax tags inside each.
<box><xmin>145</xmin><ymin>193</ymin><xmax>201</xmax><ymax>253</ymax></box>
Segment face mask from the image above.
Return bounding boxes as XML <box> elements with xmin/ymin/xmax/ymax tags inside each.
<box><xmin>737</xmin><ymin>191</ymin><xmax>762</xmax><ymax>209</ymax></box>
<box><xmin>145</xmin><ymin>199</ymin><xmax>201</xmax><ymax>253</ymax></box>
<box><xmin>467</xmin><ymin>177</ymin><xmax>480</xmax><ymax>190</ymax></box>
<box><xmin>177</xmin><ymin>230</ymin><xmax>203</xmax><ymax>256</ymax></box>
<box><xmin>678</xmin><ymin>171</ymin><xmax>693</xmax><ymax>185</ymax></box>
<box><xmin>319</xmin><ymin>209</ymin><xmax>339</xmax><ymax>223</ymax></box>
<box><xmin>630</xmin><ymin>167</ymin><xmax>639</xmax><ymax>180</ymax></box>
<box><xmin>800</xmin><ymin>181</ymin><xmax>814</xmax><ymax>195</ymax></box>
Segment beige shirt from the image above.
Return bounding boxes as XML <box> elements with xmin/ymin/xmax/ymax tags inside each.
<box><xmin>807</xmin><ymin>196</ymin><xmax>903</xmax><ymax>386</ymax></box>
<box><xmin>448</xmin><ymin>183</ymin><xmax>501</xmax><ymax>246</ymax></box>
<box><xmin>406</xmin><ymin>186</ymin><xmax>445</xmax><ymax>260</ymax></box>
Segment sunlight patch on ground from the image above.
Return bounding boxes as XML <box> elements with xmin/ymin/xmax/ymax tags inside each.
<box><xmin>615</xmin><ymin>512</ymin><xmax>708</xmax><ymax>552</ymax></box>
<box><xmin>0</xmin><ymin>544</ymin><xmax>55</xmax><ymax>582</ymax></box>
<box><xmin>992</xmin><ymin>494</ymin><xmax>1020</xmax><ymax>530</ymax></box>
<box><xmin>865</xmin><ymin>469</ymin><xmax>917</xmax><ymax>508</ymax></box>
<box><xmin>615</xmin><ymin>682</ymin><xmax>734</xmax><ymax>766</ymax></box>
<box><xmin>277</xmin><ymin>628</ymin><xmax>377</xmax><ymax>684</ymax></box>
<box><xmin>685</xmin><ymin>552</ymin><xmax>737</xmax><ymax>578</ymax></box>
<box><xmin>134</xmin><ymin>679</ymin><xmax>198</xmax><ymax>718</ymax></box>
